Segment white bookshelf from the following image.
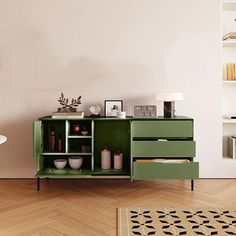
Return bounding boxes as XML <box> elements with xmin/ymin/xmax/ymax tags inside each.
<box><xmin>222</xmin><ymin>0</ymin><xmax>236</xmax><ymax>159</ymax></box>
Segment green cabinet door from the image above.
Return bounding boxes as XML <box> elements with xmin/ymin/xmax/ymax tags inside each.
<box><xmin>33</xmin><ymin>120</ymin><xmax>42</xmax><ymax>159</ymax></box>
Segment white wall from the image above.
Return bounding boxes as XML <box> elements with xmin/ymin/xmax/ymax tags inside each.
<box><xmin>0</xmin><ymin>0</ymin><xmax>224</xmax><ymax>178</ymax></box>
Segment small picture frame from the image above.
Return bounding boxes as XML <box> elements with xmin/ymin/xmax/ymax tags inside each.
<box><xmin>104</xmin><ymin>100</ymin><xmax>123</xmax><ymax>117</ymax></box>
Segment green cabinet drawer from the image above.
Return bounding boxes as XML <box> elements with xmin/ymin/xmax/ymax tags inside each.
<box><xmin>131</xmin><ymin>121</ymin><xmax>193</xmax><ymax>138</ymax></box>
<box><xmin>133</xmin><ymin>162</ymin><xmax>199</xmax><ymax>180</ymax></box>
<box><xmin>132</xmin><ymin>141</ymin><xmax>195</xmax><ymax>157</ymax></box>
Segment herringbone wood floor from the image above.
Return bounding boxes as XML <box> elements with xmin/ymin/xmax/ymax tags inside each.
<box><xmin>0</xmin><ymin>179</ymin><xmax>236</xmax><ymax>236</ymax></box>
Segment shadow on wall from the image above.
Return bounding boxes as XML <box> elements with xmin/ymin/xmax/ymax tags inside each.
<box><xmin>30</xmin><ymin>56</ymin><xmax>167</xmax><ymax>99</ymax></box>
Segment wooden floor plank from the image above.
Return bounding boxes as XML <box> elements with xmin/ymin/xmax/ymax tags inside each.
<box><xmin>0</xmin><ymin>179</ymin><xmax>235</xmax><ymax>235</ymax></box>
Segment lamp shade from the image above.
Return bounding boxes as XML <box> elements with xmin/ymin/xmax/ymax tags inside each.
<box><xmin>156</xmin><ymin>92</ymin><xmax>183</xmax><ymax>101</ymax></box>
<box><xmin>0</xmin><ymin>135</ymin><xmax>7</xmax><ymax>144</ymax></box>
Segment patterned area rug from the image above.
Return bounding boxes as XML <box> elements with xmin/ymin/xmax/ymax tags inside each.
<box><xmin>118</xmin><ymin>208</ymin><xmax>236</xmax><ymax>236</ymax></box>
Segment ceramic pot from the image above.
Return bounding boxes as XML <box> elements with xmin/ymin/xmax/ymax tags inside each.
<box><xmin>101</xmin><ymin>147</ymin><xmax>111</xmax><ymax>169</ymax></box>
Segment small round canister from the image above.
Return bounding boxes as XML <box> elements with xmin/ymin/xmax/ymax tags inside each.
<box><xmin>114</xmin><ymin>151</ymin><xmax>123</xmax><ymax>170</ymax></box>
<box><xmin>117</xmin><ymin>111</ymin><xmax>126</xmax><ymax>119</ymax></box>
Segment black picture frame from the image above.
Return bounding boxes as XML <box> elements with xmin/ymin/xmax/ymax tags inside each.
<box><xmin>104</xmin><ymin>100</ymin><xmax>123</xmax><ymax>117</ymax></box>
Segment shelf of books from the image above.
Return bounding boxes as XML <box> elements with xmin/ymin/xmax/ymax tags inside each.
<box><xmin>222</xmin><ymin>1</ymin><xmax>236</xmax><ymax>160</ymax></box>
<box><xmin>223</xmin><ymin>136</ymin><xmax>236</xmax><ymax>159</ymax></box>
<box><xmin>223</xmin><ymin>63</ymin><xmax>236</xmax><ymax>81</ymax></box>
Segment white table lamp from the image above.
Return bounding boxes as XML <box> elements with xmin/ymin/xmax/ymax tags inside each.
<box><xmin>0</xmin><ymin>135</ymin><xmax>7</xmax><ymax>144</ymax></box>
<box><xmin>156</xmin><ymin>92</ymin><xmax>183</xmax><ymax>118</ymax></box>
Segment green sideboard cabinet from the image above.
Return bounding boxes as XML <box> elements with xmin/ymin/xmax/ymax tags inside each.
<box><xmin>33</xmin><ymin>116</ymin><xmax>198</xmax><ymax>190</ymax></box>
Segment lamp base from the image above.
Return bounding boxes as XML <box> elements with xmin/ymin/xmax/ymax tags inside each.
<box><xmin>164</xmin><ymin>101</ymin><xmax>175</xmax><ymax>118</ymax></box>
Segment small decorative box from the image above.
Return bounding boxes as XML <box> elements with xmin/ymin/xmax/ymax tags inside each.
<box><xmin>133</xmin><ymin>105</ymin><xmax>157</xmax><ymax>118</ymax></box>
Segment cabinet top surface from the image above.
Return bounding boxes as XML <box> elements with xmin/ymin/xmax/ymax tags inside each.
<box><xmin>37</xmin><ymin>116</ymin><xmax>193</xmax><ymax>121</ymax></box>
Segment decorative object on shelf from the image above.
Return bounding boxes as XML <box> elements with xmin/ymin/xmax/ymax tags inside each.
<box><xmin>80</xmin><ymin>125</ymin><xmax>89</xmax><ymax>135</ymax></box>
<box><xmin>89</xmin><ymin>105</ymin><xmax>101</xmax><ymax>117</ymax></box>
<box><xmin>58</xmin><ymin>134</ymin><xmax>63</xmax><ymax>152</ymax></box>
<box><xmin>101</xmin><ymin>146</ymin><xmax>111</xmax><ymax>169</ymax></box>
<box><xmin>223</xmin><ymin>32</ymin><xmax>236</xmax><ymax>40</ymax></box>
<box><xmin>228</xmin><ymin>136</ymin><xmax>236</xmax><ymax>159</ymax></box>
<box><xmin>104</xmin><ymin>100</ymin><xmax>123</xmax><ymax>117</ymax></box>
<box><xmin>156</xmin><ymin>92</ymin><xmax>183</xmax><ymax>118</ymax></box>
<box><xmin>86</xmin><ymin>145</ymin><xmax>91</xmax><ymax>153</ymax></box>
<box><xmin>54</xmin><ymin>159</ymin><xmax>67</xmax><ymax>169</ymax></box>
<box><xmin>0</xmin><ymin>135</ymin><xmax>7</xmax><ymax>144</ymax></box>
<box><xmin>68</xmin><ymin>156</ymin><xmax>83</xmax><ymax>169</ymax></box>
<box><xmin>81</xmin><ymin>130</ymin><xmax>88</xmax><ymax>135</ymax></box>
<box><xmin>114</xmin><ymin>151</ymin><xmax>123</xmax><ymax>169</ymax></box>
<box><xmin>133</xmin><ymin>105</ymin><xmax>157</xmax><ymax>118</ymax></box>
<box><xmin>57</xmin><ymin>92</ymin><xmax>82</xmax><ymax>112</ymax></box>
<box><xmin>72</xmin><ymin>124</ymin><xmax>81</xmax><ymax>134</ymax></box>
<box><xmin>224</xmin><ymin>114</ymin><xmax>236</xmax><ymax>119</ymax></box>
<box><xmin>49</xmin><ymin>127</ymin><xmax>55</xmax><ymax>152</ymax></box>
<box><xmin>81</xmin><ymin>145</ymin><xmax>91</xmax><ymax>153</ymax></box>
<box><xmin>117</xmin><ymin>111</ymin><xmax>126</xmax><ymax>119</ymax></box>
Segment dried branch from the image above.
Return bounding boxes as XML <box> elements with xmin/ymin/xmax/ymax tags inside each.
<box><xmin>58</xmin><ymin>93</ymin><xmax>82</xmax><ymax>109</ymax></box>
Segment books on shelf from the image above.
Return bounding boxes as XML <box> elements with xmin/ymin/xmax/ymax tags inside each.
<box><xmin>223</xmin><ymin>32</ymin><xmax>236</xmax><ymax>40</ymax></box>
<box><xmin>228</xmin><ymin>136</ymin><xmax>236</xmax><ymax>159</ymax></box>
<box><xmin>224</xmin><ymin>114</ymin><xmax>236</xmax><ymax>119</ymax></box>
<box><xmin>135</xmin><ymin>159</ymin><xmax>190</xmax><ymax>163</ymax></box>
<box><xmin>52</xmin><ymin>111</ymin><xmax>84</xmax><ymax>119</ymax></box>
<box><xmin>223</xmin><ymin>63</ymin><xmax>236</xmax><ymax>81</ymax></box>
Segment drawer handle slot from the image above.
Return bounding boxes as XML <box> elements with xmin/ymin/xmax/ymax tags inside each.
<box><xmin>134</xmin><ymin>158</ymin><xmax>191</xmax><ymax>163</ymax></box>
<box><xmin>132</xmin><ymin>138</ymin><xmax>192</xmax><ymax>141</ymax></box>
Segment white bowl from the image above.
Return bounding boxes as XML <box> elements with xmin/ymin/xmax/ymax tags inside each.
<box><xmin>54</xmin><ymin>159</ymin><xmax>67</xmax><ymax>169</ymax></box>
<box><xmin>81</xmin><ymin>131</ymin><xmax>88</xmax><ymax>135</ymax></box>
<box><xmin>69</xmin><ymin>156</ymin><xmax>83</xmax><ymax>169</ymax></box>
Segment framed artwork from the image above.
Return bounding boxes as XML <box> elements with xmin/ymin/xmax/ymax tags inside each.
<box><xmin>104</xmin><ymin>100</ymin><xmax>123</xmax><ymax>117</ymax></box>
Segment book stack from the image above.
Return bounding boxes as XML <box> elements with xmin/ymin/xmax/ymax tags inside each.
<box><xmin>223</xmin><ymin>63</ymin><xmax>236</xmax><ymax>80</ymax></box>
<box><xmin>223</xmin><ymin>32</ymin><xmax>236</xmax><ymax>40</ymax></box>
<box><xmin>52</xmin><ymin>111</ymin><xmax>84</xmax><ymax>119</ymax></box>
<box><xmin>228</xmin><ymin>136</ymin><xmax>236</xmax><ymax>159</ymax></box>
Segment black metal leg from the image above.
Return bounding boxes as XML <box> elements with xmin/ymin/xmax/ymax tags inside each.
<box><xmin>191</xmin><ymin>179</ymin><xmax>194</xmax><ymax>191</ymax></box>
<box><xmin>37</xmin><ymin>177</ymin><xmax>40</xmax><ymax>191</ymax></box>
